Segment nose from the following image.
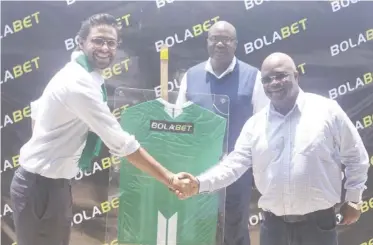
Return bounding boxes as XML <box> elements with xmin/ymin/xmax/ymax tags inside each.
<box><xmin>215</xmin><ymin>41</ymin><xmax>225</xmax><ymax>48</ymax></box>
<box><xmin>100</xmin><ymin>43</ymin><xmax>109</xmax><ymax>51</ymax></box>
<box><xmin>268</xmin><ymin>78</ymin><xmax>284</xmax><ymax>87</ymax></box>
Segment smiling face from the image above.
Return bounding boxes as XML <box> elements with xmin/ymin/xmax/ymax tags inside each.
<box><xmin>261</xmin><ymin>53</ymin><xmax>299</xmax><ymax>109</ymax></box>
<box><xmin>78</xmin><ymin>25</ymin><xmax>119</xmax><ymax>70</ymax></box>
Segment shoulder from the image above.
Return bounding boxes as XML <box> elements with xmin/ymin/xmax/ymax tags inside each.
<box><xmin>187</xmin><ymin>61</ymin><xmax>208</xmax><ymax>73</ymax></box>
<box><xmin>49</xmin><ymin>62</ymin><xmax>101</xmax><ymax>100</ymax></box>
<box><xmin>303</xmin><ymin>93</ymin><xmax>345</xmax><ymax>122</ymax></box>
<box><xmin>236</xmin><ymin>59</ymin><xmax>259</xmax><ymax>71</ymax></box>
<box><xmin>304</xmin><ymin>92</ymin><xmax>339</xmax><ymax>109</ymax></box>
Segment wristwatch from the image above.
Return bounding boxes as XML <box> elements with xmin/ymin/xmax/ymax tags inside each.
<box><xmin>347</xmin><ymin>201</ymin><xmax>363</xmax><ymax>210</ymax></box>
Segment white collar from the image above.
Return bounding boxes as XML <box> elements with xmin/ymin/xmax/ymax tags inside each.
<box><xmin>71</xmin><ymin>50</ymin><xmax>104</xmax><ymax>85</ymax></box>
<box><xmin>269</xmin><ymin>89</ymin><xmax>306</xmax><ymax>117</ymax></box>
<box><xmin>71</xmin><ymin>50</ymin><xmax>84</xmax><ymax>61</ymax></box>
<box><xmin>205</xmin><ymin>56</ymin><xmax>237</xmax><ymax>79</ymax></box>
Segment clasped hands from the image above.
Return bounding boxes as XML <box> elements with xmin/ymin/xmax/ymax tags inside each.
<box><xmin>169</xmin><ymin>172</ymin><xmax>199</xmax><ymax>200</ymax></box>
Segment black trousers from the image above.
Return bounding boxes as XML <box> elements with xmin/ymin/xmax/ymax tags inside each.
<box><xmin>223</xmin><ymin>169</ymin><xmax>253</xmax><ymax>245</ymax></box>
<box><xmin>260</xmin><ymin>208</ymin><xmax>338</xmax><ymax>245</ymax></box>
<box><xmin>10</xmin><ymin>167</ymin><xmax>73</xmax><ymax>245</ymax></box>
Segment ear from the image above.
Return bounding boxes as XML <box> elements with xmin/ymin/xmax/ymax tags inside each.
<box><xmin>77</xmin><ymin>36</ymin><xmax>84</xmax><ymax>50</ymax></box>
<box><xmin>230</xmin><ymin>40</ymin><xmax>237</xmax><ymax>54</ymax></box>
<box><xmin>233</xmin><ymin>39</ymin><xmax>238</xmax><ymax>49</ymax></box>
<box><xmin>293</xmin><ymin>70</ymin><xmax>299</xmax><ymax>83</ymax></box>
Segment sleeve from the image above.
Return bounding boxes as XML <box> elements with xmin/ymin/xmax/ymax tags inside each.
<box><xmin>197</xmin><ymin>118</ymin><xmax>254</xmax><ymax>193</ymax></box>
<box><xmin>252</xmin><ymin>71</ymin><xmax>270</xmax><ymax>114</ymax></box>
<box><xmin>57</xmin><ymin>77</ymin><xmax>140</xmax><ymax>157</ymax></box>
<box><xmin>331</xmin><ymin>100</ymin><xmax>370</xmax><ymax>203</ymax></box>
<box><xmin>175</xmin><ymin>72</ymin><xmax>188</xmax><ymax>106</ymax></box>
<box><xmin>30</xmin><ymin>98</ymin><xmax>41</xmax><ymax>120</ymax></box>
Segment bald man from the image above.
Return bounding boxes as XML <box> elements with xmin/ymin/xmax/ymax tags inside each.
<box><xmin>176</xmin><ymin>20</ymin><xmax>268</xmax><ymax>245</ymax></box>
<box><xmin>174</xmin><ymin>52</ymin><xmax>370</xmax><ymax>245</ymax></box>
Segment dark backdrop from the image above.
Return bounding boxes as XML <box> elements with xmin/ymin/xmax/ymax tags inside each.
<box><xmin>1</xmin><ymin>1</ymin><xmax>372</xmax><ymax>245</ymax></box>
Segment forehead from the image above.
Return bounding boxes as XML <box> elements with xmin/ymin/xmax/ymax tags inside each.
<box><xmin>261</xmin><ymin>59</ymin><xmax>293</xmax><ymax>76</ymax></box>
<box><xmin>209</xmin><ymin>26</ymin><xmax>234</xmax><ymax>37</ymax></box>
<box><xmin>88</xmin><ymin>25</ymin><xmax>117</xmax><ymax>39</ymax></box>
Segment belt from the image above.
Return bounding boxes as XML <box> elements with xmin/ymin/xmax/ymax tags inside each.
<box><xmin>264</xmin><ymin>207</ymin><xmax>334</xmax><ymax>223</ymax></box>
<box><xmin>17</xmin><ymin>167</ymin><xmax>70</xmax><ymax>187</ymax></box>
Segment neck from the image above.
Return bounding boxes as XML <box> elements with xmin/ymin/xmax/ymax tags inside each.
<box><xmin>210</xmin><ymin>58</ymin><xmax>233</xmax><ymax>76</ymax></box>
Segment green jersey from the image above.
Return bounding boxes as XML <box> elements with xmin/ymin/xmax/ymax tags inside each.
<box><xmin>118</xmin><ymin>98</ymin><xmax>227</xmax><ymax>245</ymax></box>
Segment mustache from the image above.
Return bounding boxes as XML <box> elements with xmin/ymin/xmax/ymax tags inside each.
<box><xmin>267</xmin><ymin>86</ymin><xmax>285</xmax><ymax>92</ymax></box>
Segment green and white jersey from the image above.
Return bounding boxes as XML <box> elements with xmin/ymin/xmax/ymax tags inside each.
<box><xmin>118</xmin><ymin>98</ymin><xmax>227</xmax><ymax>245</ymax></box>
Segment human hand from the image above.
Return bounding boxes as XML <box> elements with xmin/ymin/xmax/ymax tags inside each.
<box><xmin>169</xmin><ymin>172</ymin><xmax>199</xmax><ymax>200</ymax></box>
<box><xmin>339</xmin><ymin>202</ymin><xmax>361</xmax><ymax>225</ymax></box>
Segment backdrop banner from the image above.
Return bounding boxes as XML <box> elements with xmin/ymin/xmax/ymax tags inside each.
<box><xmin>1</xmin><ymin>1</ymin><xmax>372</xmax><ymax>245</ymax></box>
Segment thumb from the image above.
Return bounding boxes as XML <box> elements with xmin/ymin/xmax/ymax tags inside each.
<box><xmin>176</xmin><ymin>172</ymin><xmax>194</xmax><ymax>180</ymax></box>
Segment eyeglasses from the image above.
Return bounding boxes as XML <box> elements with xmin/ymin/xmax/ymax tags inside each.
<box><xmin>261</xmin><ymin>73</ymin><xmax>291</xmax><ymax>84</ymax></box>
<box><xmin>91</xmin><ymin>37</ymin><xmax>119</xmax><ymax>50</ymax></box>
<box><xmin>208</xmin><ymin>36</ymin><xmax>236</xmax><ymax>44</ymax></box>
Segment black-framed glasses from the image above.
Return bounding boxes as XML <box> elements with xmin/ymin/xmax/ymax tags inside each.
<box><xmin>208</xmin><ymin>36</ymin><xmax>236</xmax><ymax>44</ymax></box>
<box><xmin>261</xmin><ymin>73</ymin><xmax>291</xmax><ymax>84</ymax></box>
<box><xmin>91</xmin><ymin>37</ymin><xmax>119</xmax><ymax>50</ymax></box>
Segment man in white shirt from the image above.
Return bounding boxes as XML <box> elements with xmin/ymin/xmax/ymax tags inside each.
<box><xmin>174</xmin><ymin>52</ymin><xmax>370</xmax><ymax>245</ymax></box>
<box><xmin>176</xmin><ymin>20</ymin><xmax>269</xmax><ymax>245</ymax></box>
<box><xmin>10</xmin><ymin>13</ymin><xmax>189</xmax><ymax>245</ymax></box>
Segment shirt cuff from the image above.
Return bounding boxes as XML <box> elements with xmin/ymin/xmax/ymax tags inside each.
<box><xmin>124</xmin><ymin>138</ymin><xmax>141</xmax><ymax>155</ymax></box>
<box><xmin>109</xmin><ymin>135</ymin><xmax>141</xmax><ymax>157</ymax></box>
<box><xmin>345</xmin><ymin>189</ymin><xmax>364</xmax><ymax>203</ymax></box>
<box><xmin>196</xmin><ymin>175</ymin><xmax>211</xmax><ymax>194</ymax></box>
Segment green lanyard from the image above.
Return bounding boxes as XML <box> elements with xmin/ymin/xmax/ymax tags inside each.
<box><xmin>76</xmin><ymin>54</ymin><xmax>107</xmax><ymax>172</ymax></box>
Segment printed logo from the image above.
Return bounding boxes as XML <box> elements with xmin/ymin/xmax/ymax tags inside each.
<box><xmin>330</xmin><ymin>28</ymin><xmax>373</xmax><ymax>56</ymax></box>
<box><xmin>0</xmin><ymin>11</ymin><xmax>40</xmax><ymax>39</ymax></box>
<box><xmin>329</xmin><ymin>72</ymin><xmax>372</xmax><ymax>100</ymax></box>
<box><xmin>150</xmin><ymin>120</ymin><xmax>194</xmax><ymax>134</ymax></box>
<box><xmin>330</xmin><ymin>0</ymin><xmax>361</xmax><ymax>13</ymax></box>
<box><xmin>244</xmin><ymin>0</ymin><xmax>267</xmax><ymax>10</ymax></box>
<box><xmin>154</xmin><ymin>16</ymin><xmax>220</xmax><ymax>52</ymax></box>
<box><xmin>157</xmin><ymin>212</ymin><xmax>178</xmax><ymax>245</ymax></box>
<box><xmin>1</xmin><ymin>57</ymin><xmax>40</xmax><ymax>85</ymax></box>
<box><xmin>244</xmin><ymin>17</ymin><xmax>308</xmax><ymax>55</ymax></box>
<box><xmin>154</xmin><ymin>79</ymin><xmax>180</xmax><ymax>98</ymax></box>
<box><xmin>156</xmin><ymin>0</ymin><xmax>174</xmax><ymax>8</ymax></box>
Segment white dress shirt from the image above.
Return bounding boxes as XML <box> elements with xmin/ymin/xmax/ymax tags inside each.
<box><xmin>176</xmin><ymin>56</ymin><xmax>269</xmax><ymax>114</ymax></box>
<box><xmin>21</xmin><ymin>52</ymin><xmax>140</xmax><ymax>179</ymax></box>
<box><xmin>197</xmin><ymin>89</ymin><xmax>370</xmax><ymax>216</ymax></box>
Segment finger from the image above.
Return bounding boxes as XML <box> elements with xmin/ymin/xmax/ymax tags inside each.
<box><xmin>340</xmin><ymin>217</ymin><xmax>351</xmax><ymax>225</ymax></box>
<box><xmin>177</xmin><ymin>193</ymin><xmax>188</xmax><ymax>200</ymax></box>
<box><xmin>175</xmin><ymin>190</ymin><xmax>185</xmax><ymax>199</ymax></box>
<box><xmin>176</xmin><ymin>172</ymin><xmax>194</xmax><ymax>179</ymax></box>
<box><xmin>175</xmin><ymin>189</ymin><xmax>187</xmax><ymax>198</ymax></box>
<box><xmin>174</xmin><ymin>179</ymin><xmax>192</xmax><ymax>190</ymax></box>
<box><xmin>181</xmin><ymin>179</ymin><xmax>191</xmax><ymax>185</ymax></box>
<box><xmin>347</xmin><ymin>217</ymin><xmax>358</xmax><ymax>225</ymax></box>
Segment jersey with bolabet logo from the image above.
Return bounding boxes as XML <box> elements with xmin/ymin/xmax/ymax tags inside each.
<box><xmin>117</xmin><ymin>98</ymin><xmax>227</xmax><ymax>245</ymax></box>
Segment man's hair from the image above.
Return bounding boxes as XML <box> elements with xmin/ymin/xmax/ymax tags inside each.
<box><xmin>75</xmin><ymin>13</ymin><xmax>122</xmax><ymax>50</ymax></box>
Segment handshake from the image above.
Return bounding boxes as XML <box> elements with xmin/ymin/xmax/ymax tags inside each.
<box><xmin>168</xmin><ymin>172</ymin><xmax>200</xmax><ymax>200</ymax></box>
